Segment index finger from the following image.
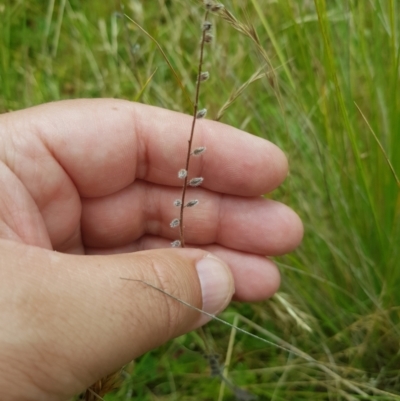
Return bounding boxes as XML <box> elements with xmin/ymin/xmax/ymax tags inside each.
<box><xmin>26</xmin><ymin>99</ymin><xmax>288</xmax><ymax>197</ymax></box>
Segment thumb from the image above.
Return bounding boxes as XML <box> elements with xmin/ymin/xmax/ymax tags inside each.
<box><xmin>0</xmin><ymin>240</ymin><xmax>234</xmax><ymax>400</ymax></box>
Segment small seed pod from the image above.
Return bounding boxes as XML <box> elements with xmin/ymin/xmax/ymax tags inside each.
<box><xmin>171</xmin><ymin>240</ymin><xmax>181</xmax><ymax>248</ymax></box>
<box><xmin>203</xmin><ymin>21</ymin><xmax>212</xmax><ymax>31</ymax></box>
<box><xmin>204</xmin><ymin>0</ymin><xmax>213</xmax><ymax>10</ymax></box>
<box><xmin>192</xmin><ymin>146</ymin><xmax>206</xmax><ymax>156</ymax></box>
<box><xmin>204</xmin><ymin>32</ymin><xmax>213</xmax><ymax>43</ymax></box>
<box><xmin>173</xmin><ymin>199</ymin><xmax>182</xmax><ymax>207</ymax></box>
<box><xmin>189</xmin><ymin>177</ymin><xmax>204</xmax><ymax>187</ymax></box>
<box><xmin>170</xmin><ymin>218</ymin><xmax>180</xmax><ymax>228</ymax></box>
<box><xmin>178</xmin><ymin>169</ymin><xmax>187</xmax><ymax>179</ymax></box>
<box><xmin>211</xmin><ymin>3</ymin><xmax>224</xmax><ymax>12</ymax></box>
<box><xmin>185</xmin><ymin>200</ymin><xmax>199</xmax><ymax>208</ymax></box>
<box><xmin>196</xmin><ymin>109</ymin><xmax>207</xmax><ymax>119</ymax></box>
<box><xmin>198</xmin><ymin>71</ymin><xmax>210</xmax><ymax>82</ymax></box>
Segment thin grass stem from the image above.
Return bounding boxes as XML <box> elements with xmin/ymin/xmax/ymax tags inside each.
<box><xmin>178</xmin><ymin>9</ymin><xmax>210</xmax><ymax>247</ymax></box>
<box><xmin>354</xmin><ymin>102</ymin><xmax>399</xmax><ymax>186</ymax></box>
<box><xmin>122</xmin><ymin>277</ymin><xmax>399</xmax><ymax>398</ymax></box>
<box><xmin>124</xmin><ymin>14</ymin><xmax>193</xmax><ymax>107</ymax></box>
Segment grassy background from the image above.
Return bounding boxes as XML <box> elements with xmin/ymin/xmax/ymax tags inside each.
<box><xmin>1</xmin><ymin>0</ymin><xmax>400</xmax><ymax>399</ymax></box>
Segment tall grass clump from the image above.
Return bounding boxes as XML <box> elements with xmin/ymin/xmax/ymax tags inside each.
<box><xmin>1</xmin><ymin>0</ymin><xmax>400</xmax><ymax>400</ymax></box>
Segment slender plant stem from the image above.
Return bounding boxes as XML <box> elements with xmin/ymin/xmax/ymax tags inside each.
<box><xmin>179</xmin><ymin>10</ymin><xmax>210</xmax><ymax>248</ymax></box>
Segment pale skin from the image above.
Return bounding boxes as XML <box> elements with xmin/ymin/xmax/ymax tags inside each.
<box><xmin>0</xmin><ymin>99</ymin><xmax>303</xmax><ymax>400</ymax></box>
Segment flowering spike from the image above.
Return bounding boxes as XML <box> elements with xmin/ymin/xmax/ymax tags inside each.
<box><xmin>174</xmin><ymin>199</ymin><xmax>182</xmax><ymax>207</ymax></box>
<box><xmin>185</xmin><ymin>200</ymin><xmax>199</xmax><ymax>208</ymax></box>
<box><xmin>192</xmin><ymin>146</ymin><xmax>206</xmax><ymax>156</ymax></box>
<box><xmin>171</xmin><ymin>240</ymin><xmax>181</xmax><ymax>248</ymax></box>
<box><xmin>178</xmin><ymin>169</ymin><xmax>187</xmax><ymax>179</ymax></box>
<box><xmin>170</xmin><ymin>218</ymin><xmax>180</xmax><ymax>228</ymax></box>
<box><xmin>189</xmin><ymin>177</ymin><xmax>204</xmax><ymax>187</ymax></box>
<box><xmin>196</xmin><ymin>109</ymin><xmax>207</xmax><ymax>119</ymax></box>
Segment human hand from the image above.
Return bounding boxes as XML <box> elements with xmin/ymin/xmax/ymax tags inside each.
<box><xmin>0</xmin><ymin>99</ymin><xmax>303</xmax><ymax>400</ymax></box>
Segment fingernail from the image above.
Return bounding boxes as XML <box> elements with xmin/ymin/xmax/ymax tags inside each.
<box><xmin>195</xmin><ymin>254</ymin><xmax>234</xmax><ymax>324</ymax></box>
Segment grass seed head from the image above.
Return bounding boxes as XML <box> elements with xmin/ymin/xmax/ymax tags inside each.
<box><xmin>204</xmin><ymin>32</ymin><xmax>213</xmax><ymax>43</ymax></box>
<box><xmin>170</xmin><ymin>218</ymin><xmax>180</xmax><ymax>228</ymax></box>
<box><xmin>178</xmin><ymin>169</ymin><xmax>188</xmax><ymax>179</ymax></box>
<box><xmin>189</xmin><ymin>177</ymin><xmax>204</xmax><ymax>187</ymax></box>
<box><xmin>185</xmin><ymin>200</ymin><xmax>199</xmax><ymax>207</ymax></box>
<box><xmin>196</xmin><ymin>108</ymin><xmax>207</xmax><ymax>119</ymax></box>
<box><xmin>204</xmin><ymin>0</ymin><xmax>213</xmax><ymax>10</ymax></box>
<box><xmin>198</xmin><ymin>71</ymin><xmax>210</xmax><ymax>82</ymax></box>
<box><xmin>192</xmin><ymin>146</ymin><xmax>206</xmax><ymax>156</ymax></box>
<box><xmin>211</xmin><ymin>3</ymin><xmax>224</xmax><ymax>12</ymax></box>
<box><xmin>203</xmin><ymin>21</ymin><xmax>212</xmax><ymax>31</ymax></box>
<box><xmin>171</xmin><ymin>240</ymin><xmax>181</xmax><ymax>248</ymax></box>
